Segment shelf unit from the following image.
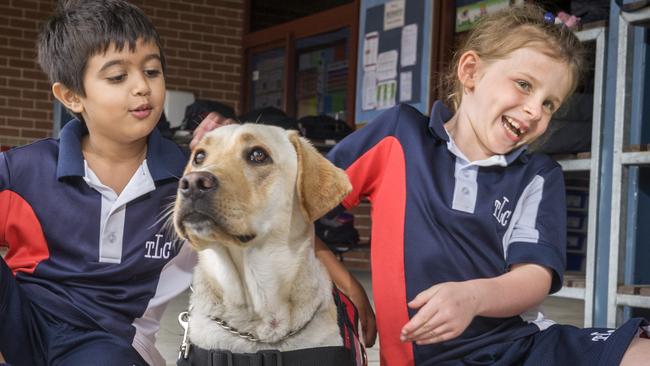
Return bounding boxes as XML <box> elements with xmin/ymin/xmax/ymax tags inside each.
<box><xmin>607</xmin><ymin>5</ymin><xmax>650</xmax><ymax>327</ymax></box>
<box><xmin>550</xmin><ymin>25</ymin><xmax>607</xmax><ymax>327</ymax></box>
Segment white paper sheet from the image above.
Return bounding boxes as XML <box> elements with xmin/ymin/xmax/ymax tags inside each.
<box><xmin>377</xmin><ymin>50</ymin><xmax>398</xmax><ymax>81</ymax></box>
<box><xmin>362</xmin><ymin>70</ymin><xmax>377</xmax><ymax>111</ymax></box>
<box><xmin>377</xmin><ymin>79</ymin><xmax>397</xmax><ymax>110</ymax></box>
<box><xmin>363</xmin><ymin>32</ymin><xmax>379</xmax><ymax>71</ymax></box>
<box><xmin>400</xmin><ymin>24</ymin><xmax>417</xmax><ymax>67</ymax></box>
<box><xmin>384</xmin><ymin>0</ymin><xmax>405</xmax><ymax>31</ymax></box>
<box><xmin>399</xmin><ymin>71</ymin><xmax>412</xmax><ymax>102</ymax></box>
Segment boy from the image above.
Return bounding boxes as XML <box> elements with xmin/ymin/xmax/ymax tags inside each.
<box><xmin>0</xmin><ymin>1</ymin><xmax>195</xmax><ymax>364</ymax></box>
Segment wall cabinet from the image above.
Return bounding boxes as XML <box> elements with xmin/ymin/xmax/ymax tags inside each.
<box><xmin>242</xmin><ymin>2</ymin><xmax>359</xmax><ymax>129</ymax></box>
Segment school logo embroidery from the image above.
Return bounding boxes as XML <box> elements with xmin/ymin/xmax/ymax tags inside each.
<box><xmin>590</xmin><ymin>330</ymin><xmax>615</xmax><ymax>341</ymax></box>
<box><xmin>493</xmin><ymin>196</ymin><xmax>512</xmax><ymax>227</ymax></box>
<box><xmin>144</xmin><ymin>233</ymin><xmax>172</xmax><ymax>259</ymax></box>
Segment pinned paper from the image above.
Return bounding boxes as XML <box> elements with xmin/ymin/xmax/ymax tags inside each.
<box><xmin>377</xmin><ymin>79</ymin><xmax>397</xmax><ymax>110</ymax></box>
<box><xmin>362</xmin><ymin>71</ymin><xmax>377</xmax><ymax>110</ymax></box>
<box><xmin>363</xmin><ymin>32</ymin><xmax>379</xmax><ymax>71</ymax></box>
<box><xmin>399</xmin><ymin>71</ymin><xmax>412</xmax><ymax>102</ymax></box>
<box><xmin>384</xmin><ymin>0</ymin><xmax>405</xmax><ymax>31</ymax></box>
<box><xmin>377</xmin><ymin>50</ymin><xmax>398</xmax><ymax>81</ymax></box>
<box><xmin>400</xmin><ymin>24</ymin><xmax>417</xmax><ymax>67</ymax></box>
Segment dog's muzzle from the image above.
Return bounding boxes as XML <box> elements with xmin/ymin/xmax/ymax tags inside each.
<box><xmin>179</xmin><ymin>171</ymin><xmax>219</xmax><ymax>200</ymax></box>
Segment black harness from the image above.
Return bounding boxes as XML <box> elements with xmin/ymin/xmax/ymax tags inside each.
<box><xmin>176</xmin><ymin>346</ymin><xmax>353</xmax><ymax>366</ymax></box>
<box><xmin>177</xmin><ymin>288</ymin><xmax>364</xmax><ymax>366</ymax></box>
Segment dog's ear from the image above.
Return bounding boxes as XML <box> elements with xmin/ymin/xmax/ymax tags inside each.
<box><xmin>288</xmin><ymin>131</ymin><xmax>352</xmax><ymax>222</ymax></box>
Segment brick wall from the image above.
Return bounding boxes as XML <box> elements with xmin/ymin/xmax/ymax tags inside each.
<box><xmin>0</xmin><ymin>0</ymin><xmax>245</xmax><ymax>147</ymax></box>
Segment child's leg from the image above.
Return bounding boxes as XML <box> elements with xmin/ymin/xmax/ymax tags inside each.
<box><xmin>620</xmin><ymin>335</ymin><xmax>650</xmax><ymax>366</ymax></box>
<box><xmin>0</xmin><ymin>258</ymin><xmax>48</xmax><ymax>366</ymax></box>
<box><xmin>48</xmin><ymin>326</ymin><xmax>147</xmax><ymax>366</ymax></box>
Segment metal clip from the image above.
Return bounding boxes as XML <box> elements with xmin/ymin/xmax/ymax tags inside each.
<box><xmin>178</xmin><ymin>311</ymin><xmax>191</xmax><ymax>359</ymax></box>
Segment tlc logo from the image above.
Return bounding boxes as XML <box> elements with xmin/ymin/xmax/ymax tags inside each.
<box><xmin>145</xmin><ymin>234</ymin><xmax>172</xmax><ymax>259</ymax></box>
<box><xmin>493</xmin><ymin>196</ymin><xmax>512</xmax><ymax>227</ymax></box>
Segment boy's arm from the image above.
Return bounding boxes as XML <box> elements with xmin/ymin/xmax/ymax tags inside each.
<box><xmin>315</xmin><ymin>237</ymin><xmax>377</xmax><ymax>347</ymax></box>
<box><xmin>400</xmin><ymin>263</ymin><xmax>551</xmax><ymax>344</ymax></box>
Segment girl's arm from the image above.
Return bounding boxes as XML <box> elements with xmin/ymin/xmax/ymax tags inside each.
<box><xmin>400</xmin><ymin>263</ymin><xmax>552</xmax><ymax>344</ymax></box>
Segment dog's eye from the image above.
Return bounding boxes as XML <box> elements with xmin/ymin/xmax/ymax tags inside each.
<box><xmin>248</xmin><ymin>148</ymin><xmax>269</xmax><ymax>164</ymax></box>
<box><xmin>193</xmin><ymin>150</ymin><xmax>206</xmax><ymax>165</ymax></box>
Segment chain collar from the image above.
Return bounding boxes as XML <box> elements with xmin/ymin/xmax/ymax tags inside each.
<box><xmin>208</xmin><ymin>315</ymin><xmax>302</xmax><ymax>343</ymax></box>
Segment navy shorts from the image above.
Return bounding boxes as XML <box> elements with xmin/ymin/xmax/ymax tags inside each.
<box><xmin>434</xmin><ymin>317</ymin><xmax>647</xmax><ymax>366</ymax></box>
<box><xmin>0</xmin><ymin>258</ymin><xmax>147</xmax><ymax>366</ymax></box>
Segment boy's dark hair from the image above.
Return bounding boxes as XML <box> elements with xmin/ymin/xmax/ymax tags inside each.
<box><xmin>37</xmin><ymin>0</ymin><xmax>166</xmax><ymax>97</ymax></box>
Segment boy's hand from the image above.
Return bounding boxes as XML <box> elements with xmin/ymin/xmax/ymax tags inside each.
<box><xmin>189</xmin><ymin>112</ymin><xmax>237</xmax><ymax>150</ymax></box>
<box><xmin>400</xmin><ymin>281</ymin><xmax>479</xmax><ymax>345</ymax></box>
<box><xmin>314</xmin><ymin>237</ymin><xmax>377</xmax><ymax>347</ymax></box>
<box><xmin>345</xmin><ymin>274</ymin><xmax>377</xmax><ymax>347</ymax></box>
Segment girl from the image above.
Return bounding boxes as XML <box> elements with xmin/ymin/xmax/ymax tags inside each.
<box><xmin>319</xmin><ymin>4</ymin><xmax>650</xmax><ymax>366</ymax></box>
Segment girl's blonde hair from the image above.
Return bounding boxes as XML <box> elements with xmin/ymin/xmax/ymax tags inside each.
<box><xmin>445</xmin><ymin>4</ymin><xmax>585</xmax><ymax>111</ymax></box>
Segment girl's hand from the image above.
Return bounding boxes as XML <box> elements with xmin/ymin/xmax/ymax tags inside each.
<box><xmin>189</xmin><ymin>112</ymin><xmax>236</xmax><ymax>150</ymax></box>
<box><xmin>400</xmin><ymin>281</ymin><xmax>480</xmax><ymax>345</ymax></box>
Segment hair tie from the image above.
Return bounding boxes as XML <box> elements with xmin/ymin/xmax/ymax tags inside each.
<box><xmin>543</xmin><ymin>11</ymin><xmax>556</xmax><ymax>25</ymax></box>
<box><xmin>544</xmin><ymin>11</ymin><xmax>581</xmax><ymax>28</ymax></box>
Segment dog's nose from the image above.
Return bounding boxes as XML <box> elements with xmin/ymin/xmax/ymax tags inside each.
<box><xmin>179</xmin><ymin>172</ymin><xmax>219</xmax><ymax>198</ymax></box>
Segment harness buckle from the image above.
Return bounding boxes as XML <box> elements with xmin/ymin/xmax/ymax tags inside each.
<box><xmin>178</xmin><ymin>311</ymin><xmax>191</xmax><ymax>359</ymax></box>
<box><xmin>258</xmin><ymin>349</ymin><xmax>282</xmax><ymax>366</ymax></box>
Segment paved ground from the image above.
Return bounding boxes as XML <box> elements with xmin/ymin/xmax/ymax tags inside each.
<box><xmin>155</xmin><ymin>269</ymin><xmax>584</xmax><ymax>365</ymax></box>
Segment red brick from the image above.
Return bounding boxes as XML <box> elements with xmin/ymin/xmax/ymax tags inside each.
<box><xmin>212</xmin><ymin>64</ymin><xmax>234</xmax><ymax>73</ymax></box>
<box><xmin>8</xmin><ymin>98</ymin><xmax>34</xmax><ymax>109</ymax></box>
<box><xmin>187</xmin><ymin>60</ymin><xmax>211</xmax><ymax>69</ymax></box>
<box><xmin>6</xmin><ymin>119</ymin><xmax>33</xmax><ymax>128</ymax></box>
<box><xmin>0</xmin><ymin>47</ymin><xmax>21</xmax><ymax>59</ymax></box>
<box><xmin>9</xmin><ymin>18</ymin><xmax>37</xmax><ymax>30</ymax></box>
<box><xmin>180</xmin><ymin>13</ymin><xmax>203</xmax><ymax>24</ymax></box>
<box><xmin>8</xmin><ymin>38</ymin><xmax>34</xmax><ymax>50</ymax></box>
<box><xmin>8</xmin><ymin>59</ymin><xmax>36</xmax><ymax>70</ymax></box>
<box><xmin>213</xmin><ymin>45</ymin><xmax>238</xmax><ymax>54</ymax></box>
<box><xmin>21</xmin><ymin>90</ymin><xmax>49</xmax><ymax>100</ymax></box>
<box><xmin>0</xmin><ymin>26</ymin><xmax>22</xmax><ymax>38</ymax></box>
<box><xmin>12</xmin><ymin>0</ymin><xmax>40</xmax><ymax>11</ymax></box>
<box><xmin>21</xmin><ymin>69</ymin><xmax>48</xmax><ymax>81</ymax></box>
<box><xmin>21</xmin><ymin>109</ymin><xmax>47</xmax><ymax>119</ymax></box>
<box><xmin>35</xmin><ymin>121</ymin><xmax>53</xmax><ymax>130</ymax></box>
<box><xmin>21</xmin><ymin>129</ymin><xmax>49</xmax><ymax>139</ymax></box>
<box><xmin>8</xmin><ymin>78</ymin><xmax>35</xmax><ymax>89</ymax></box>
<box><xmin>0</xmin><ymin>127</ymin><xmax>16</xmax><ymax>135</ymax></box>
<box><xmin>200</xmin><ymin>71</ymin><xmax>224</xmax><ymax>81</ymax></box>
<box><xmin>155</xmin><ymin>9</ymin><xmax>179</xmax><ymax>20</ymax></box>
<box><xmin>24</xmin><ymin>10</ymin><xmax>51</xmax><ymax>20</ymax></box>
<box><xmin>158</xmin><ymin>28</ymin><xmax>179</xmax><ymax>40</ymax></box>
<box><xmin>0</xmin><ymin>107</ymin><xmax>20</xmax><ymax>117</ymax></box>
<box><xmin>192</xmin><ymin>5</ymin><xmax>216</xmax><ymax>15</ymax></box>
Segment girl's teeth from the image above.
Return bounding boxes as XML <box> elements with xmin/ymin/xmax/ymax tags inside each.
<box><xmin>503</xmin><ymin>117</ymin><xmax>521</xmax><ymax>137</ymax></box>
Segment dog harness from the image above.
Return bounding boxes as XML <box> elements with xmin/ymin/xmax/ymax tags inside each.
<box><xmin>177</xmin><ymin>288</ymin><xmax>365</xmax><ymax>366</ymax></box>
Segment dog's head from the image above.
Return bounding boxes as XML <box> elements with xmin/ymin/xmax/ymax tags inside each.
<box><xmin>173</xmin><ymin>123</ymin><xmax>351</xmax><ymax>249</ymax></box>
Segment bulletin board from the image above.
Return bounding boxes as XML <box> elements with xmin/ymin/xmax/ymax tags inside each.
<box><xmin>354</xmin><ymin>0</ymin><xmax>433</xmax><ymax>125</ymax></box>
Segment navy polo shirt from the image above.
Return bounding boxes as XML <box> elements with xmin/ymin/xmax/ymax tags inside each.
<box><xmin>326</xmin><ymin>102</ymin><xmax>567</xmax><ymax>365</ymax></box>
<box><xmin>0</xmin><ymin>120</ymin><xmax>195</xmax><ymax>364</ymax></box>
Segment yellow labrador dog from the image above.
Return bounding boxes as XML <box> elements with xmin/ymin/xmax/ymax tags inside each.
<box><xmin>173</xmin><ymin>124</ymin><xmax>361</xmax><ymax>365</ymax></box>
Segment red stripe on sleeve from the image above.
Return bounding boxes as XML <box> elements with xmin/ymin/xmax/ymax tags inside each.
<box><xmin>0</xmin><ymin>190</ymin><xmax>50</xmax><ymax>275</ymax></box>
<box><xmin>343</xmin><ymin>137</ymin><xmax>413</xmax><ymax>365</ymax></box>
